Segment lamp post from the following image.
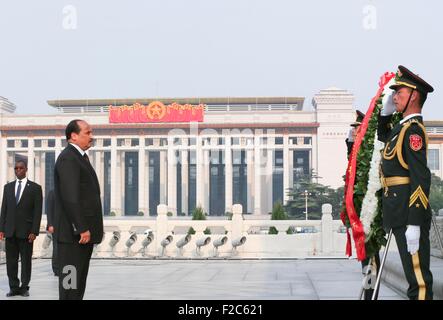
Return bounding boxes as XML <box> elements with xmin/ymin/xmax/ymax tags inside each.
<box><xmin>303</xmin><ymin>190</ymin><xmax>311</xmax><ymax>220</ymax></box>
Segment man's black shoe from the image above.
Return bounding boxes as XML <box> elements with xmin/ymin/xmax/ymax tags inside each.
<box><xmin>6</xmin><ymin>291</ymin><xmax>19</xmax><ymax>297</ymax></box>
<box><xmin>20</xmin><ymin>290</ymin><xmax>29</xmax><ymax>297</ymax></box>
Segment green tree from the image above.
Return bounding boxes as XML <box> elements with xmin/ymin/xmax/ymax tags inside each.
<box><xmin>430</xmin><ymin>173</ymin><xmax>443</xmax><ymax>213</ymax></box>
<box><xmin>285</xmin><ymin>170</ymin><xmax>343</xmax><ymax>219</ymax></box>
<box><xmin>188</xmin><ymin>206</ymin><xmax>207</xmax><ymax>235</ymax></box>
<box><xmin>192</xmin><ymin>206</ymin><xmax>206</xmax><ymax>220</ymax></box>
<box><xmin>269</xmin><ymin>201</ymin><xmax>288</xmax><ymax>234</ymax></box>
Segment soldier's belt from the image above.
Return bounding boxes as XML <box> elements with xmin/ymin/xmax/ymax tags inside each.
<box><xmin>381</xmin><ymin>176</ymin><xmax>410</xmax><ymax>187</ymax></box>
<box><xmin>381</xmin><ymin>176</ymin><xmax>410</xmax><ymax>195</ymax></box>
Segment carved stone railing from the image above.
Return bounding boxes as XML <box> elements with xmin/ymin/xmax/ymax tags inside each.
<box><xmin>22</xmin><ymin>203</ymin><xmax>352</xmax><ymax>260</ymax></box>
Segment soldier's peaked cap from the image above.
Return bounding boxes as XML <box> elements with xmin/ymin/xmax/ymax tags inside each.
<box><xmin>350</xmin><ymin>110</ymin><xmax>365</xmax><ymax>127</ymax></box>
<box><xmin>389</xmin><ymin>65</ymin><xmax>434</xmax><ymax>94</ymax></box>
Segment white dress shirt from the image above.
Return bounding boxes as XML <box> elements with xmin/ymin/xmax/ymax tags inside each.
<box><xmin>70</xmin><ymin>143</ymin><xmax>86</xmax><ymax>156</ymax></box>
<box><xmin>15</xmin><ymin>177</ymin><xmax>28</xmax><ymax>203</ymax></box>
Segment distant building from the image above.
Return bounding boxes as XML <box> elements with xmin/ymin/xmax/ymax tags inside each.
<box><xmin>1</xmin><ymin>88</ymin><xmax>442</xmax><ymax>217</ymax></box>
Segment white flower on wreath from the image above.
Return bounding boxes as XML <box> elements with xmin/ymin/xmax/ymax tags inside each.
<box><xmin>360</xmin><ymin>79</ymin><xmax>395</xmax><ymax>236</ymax></box>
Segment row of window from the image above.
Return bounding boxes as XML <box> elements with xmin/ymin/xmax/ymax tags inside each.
<box><xmin>7</xmin><ymin>139</ymin><xmax>61</xmax><ymax>148</ymax></box>
<box><xmin>6</xmin><ymin>136</ymin><xmax>313</xmax><ymax>149</ymax></box>
<box><xmin>6</xmin><ymin>139</ymin><xmax>441</xmax><ymax>171</ymax></box>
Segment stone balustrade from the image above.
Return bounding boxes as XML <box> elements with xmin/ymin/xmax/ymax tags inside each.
<box><xmin>1</xmin><ymin>204</ymin><xmax>354</xmax><ymax>261</ymax></box>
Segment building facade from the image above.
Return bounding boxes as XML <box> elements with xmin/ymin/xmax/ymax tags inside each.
<box><xmin>1</xmin><ymin>89</ymin><xmax>443</xmax><ymax>217</ymax></box>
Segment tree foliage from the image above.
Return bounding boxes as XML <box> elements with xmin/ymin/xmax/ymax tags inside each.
<box><xmin>285</xmin><ymin>170</ymin><xmax>343</xmax><ymax>220</ymax></box>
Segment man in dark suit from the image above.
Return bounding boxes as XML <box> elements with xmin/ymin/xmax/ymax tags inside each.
<box><xmin>46</xmin><ymin>189</ymin><xmax>59</xmax><ymax>276</ymax></box>
<box><xmin>54</xmin><ymin>119</ymin><xmax>103</xmax><ymax>300</ymax></box>
<box><xmin>0</xmin><ymin>160</ymin><xmax>43</xmax><ymax>297</ymax></box>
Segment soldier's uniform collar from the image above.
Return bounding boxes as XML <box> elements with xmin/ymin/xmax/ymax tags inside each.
<box><xmin>400</xmin><ymin>113</ymin><xmax>422</xmax><ymax>125</ymax></box>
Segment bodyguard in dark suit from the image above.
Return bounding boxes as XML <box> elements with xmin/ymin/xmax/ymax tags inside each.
<box><xmin>0</xmin><ymin>160</ymin><xmax>43</xmax><ymax>297</ymax></box>
<box><xmin>54</xmin><ymin>119</ymin><xmax>103</xmax><ymax>300</ymax></box>
<box><xmin>46</xmin><ymin>189</ymin><xmax>59</xmax><ymax>276</ymax></box>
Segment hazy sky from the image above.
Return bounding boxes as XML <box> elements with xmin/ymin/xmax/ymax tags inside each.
<box><xmin>1</xmin><ymin>0</ymin><xmax>442</xmax><ymax>119</ymax></box>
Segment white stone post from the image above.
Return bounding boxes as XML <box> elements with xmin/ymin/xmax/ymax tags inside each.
<box><xmin>321</xmin><ymin>203</ymin><xmax>333</xmax><ymax>254</ymax></box>
<box><xmin>156</xmin><ymin>204</ymin><xmax>169</xmax><ymax>255</ymax></box>
<box><xmin>231</xmin><ymin>204</ymin><xmax>244</xmax><ymax>240</ymax></box>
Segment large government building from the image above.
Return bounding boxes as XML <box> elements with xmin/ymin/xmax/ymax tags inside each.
<box><xmin>1</xmin><ymin>88</ymin><xmax>443</xmax><ymax>217</ymax></box>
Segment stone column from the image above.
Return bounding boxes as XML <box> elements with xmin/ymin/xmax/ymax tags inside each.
<box><xmin>266</xmin><ymin>148</ymin><xmax>274</xmax><ymax>214</ymax></box>
<box><xmin>246</xmin><ymin>149</ymin><xmax>254</xmax><ymax>214</ymax></box>
<box><xmin>27</xmin><ymin>138</ymin><xmax>35</xmax><ymax>181</ymax></box>
<box><xmin>283</xmin><ymin>134</ymin><xmax>290</xmax><ymax>204</ymax></box>
<box><xmin>55</xmin><ymin>137</ymin><xmax>62</xmax><ymax>161</ymax></box>
<box><xmin>0</xmin><ymin>135</ymin><xmax>7</xmax><ymax>186</ymax></box>
<box><xmin>159</xmin><ymin>150</ymin><xmax>167</xmax><ymax>206</ymax></box>
<box><xmin>202</xmin><ymin>149</ymin><xmax>210</xmax><ymax>213</ymax></box>
<box><xmin>110</xmin><ymin>136</ymin><xmax>119</xmax><ymax>215</ymax></box>
<box><xmin>119</xmin><ymin>151</ymin><xmax>125</xmax><ymax>216</ymax></box>
<box><xmin>225</xmin><ymin>136</ymin><xmax>233</xmax><ymax>213</ymax></box>
<box><xmin>93</xmin><ymin>151</ymin><xmax>104</xmax><ymax>207</ymax></box>
<box><xmin>145</xmin><ymin>151</ymin><xmax>150</xmax><ymax>215</ymax></box>
<box><xmin>34</xmin><ymin>152</ymin><xmax>41</xmax><ymax>185</ymax></box>
<box><xmin>181</xmin><ymin>150</ymin><xmax>189</xmax><ymax>215</ymax></box>
<box><xmin>254</xmin><ymin>140</ymin><xmax>262</xmax><ymax>215</ymax></box>
<box><xmin>196</xmin><ymin>136</ymin><xmax>204</xmax><ymax>209</ymax></box>
<box><xmin>138</xmin><ymin>138</ymin><xmax>148</xmax><ymax>216</ymax></box>
<box><xmin>167</xmin><ymin>137</ymin><xmax>177</xmax><ymax>215</ymax></box>
<box><xmin>311</xmin><ymin>134</ymin><xmax>318</xmax><ymax>183</ymax></box>
<box><xmin>40</xmin><ymin>152</ymin><xmax>46</xmax><ymax>194</ymax></box>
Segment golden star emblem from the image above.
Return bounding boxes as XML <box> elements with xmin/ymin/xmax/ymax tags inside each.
<box><xmin>146</xmin><ymin>101</ymin><xmax>167</xmax><ymax>120</ymax></box>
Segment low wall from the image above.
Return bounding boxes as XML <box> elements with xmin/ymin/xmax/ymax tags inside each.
<box><xmin>26</xmin><ymin>204</ymin><xmax>351</xmax><ymax>260</ymax></box>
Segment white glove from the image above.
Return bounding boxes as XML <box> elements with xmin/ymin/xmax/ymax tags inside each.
<box><xmin>347</xmin><ymin>128</ymin><xmax>355</xmax><ymax>142</ymax></box>
<box><xmin>380</xmin><ymin>90</ymin><xmax>396</xmax><ymax>116</ymax></box>
<box><xmin>405</xmin><ymin>225</ymin><xmax>420</xmax><ymax>255</ymax></box>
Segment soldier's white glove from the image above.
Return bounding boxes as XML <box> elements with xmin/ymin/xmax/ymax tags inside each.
<box><xmin>347</xmin><ymin>128</ymin><xmax>355</xmax><ymax>142</ymax></box>
<box><xmin>380</xmin><ymin>90</ymin><xmax>396</xmax><ymax>116</ymax></box>
<box><xmin>405</xmin><ymin>225</ymin><xmax>420</xmax><ymax>255</ymax></box>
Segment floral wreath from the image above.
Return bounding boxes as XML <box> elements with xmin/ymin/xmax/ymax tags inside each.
<box><xmin>340</xmin><ymin>71</ymin><xmax>403</xmax><ymax>261</ymax></box>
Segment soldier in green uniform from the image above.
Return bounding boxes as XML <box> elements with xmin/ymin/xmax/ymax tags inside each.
<box><xmin>345</xmin><ymin>110</ymin><xmax>365</xmax><ymax>158</ymax></box>
<box><xmin>378</xmin><ymin>65</ymin><xmax>434</xmax><ymax>300</ymax></box>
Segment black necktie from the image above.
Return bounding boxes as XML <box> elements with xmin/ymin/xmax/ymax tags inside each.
<box><xmin>83</xmin><ymin>153</ymin><xmax>90</xmax><ymax>164</ymax></box>
<box><xmin>16</xmin><ymin>180</ymin><xmax>22</xmax><ymax>204</ymax></box>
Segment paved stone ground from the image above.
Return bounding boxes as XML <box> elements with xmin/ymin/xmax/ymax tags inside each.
<box><xmin>0</xmin><ymin>258</ymin><xmax>405</xmax><ymax>300</ymax></box>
